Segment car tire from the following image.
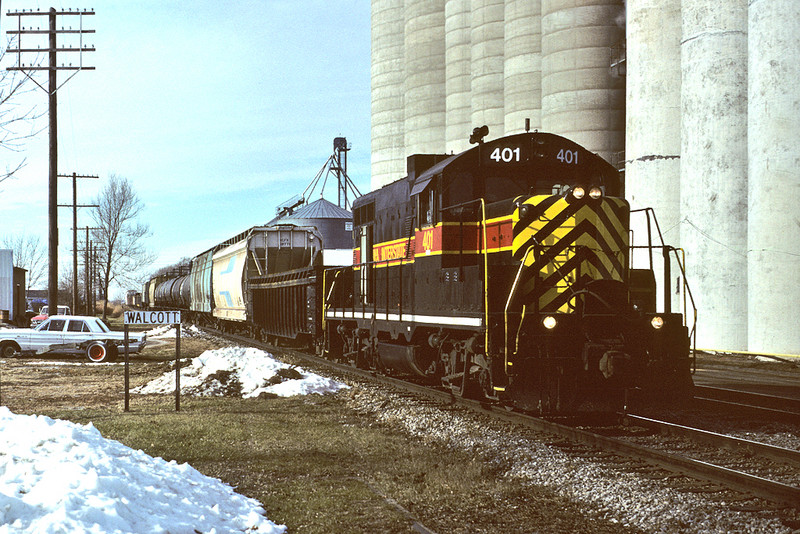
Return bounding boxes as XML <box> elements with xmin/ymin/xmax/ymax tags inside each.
<box><xmin>86</xmin><ymin>342</ymin><xmax>111</xmax><ymax>363</ymax></box>
<box><xmin>0</xmin><ymin>342</ymin><xmax>19</xmax><ymax>358</ymax></box>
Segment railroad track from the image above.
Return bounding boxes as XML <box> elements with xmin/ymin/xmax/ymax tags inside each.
<box><xmin>206</xmin><ymin>327</ymin><xmax>800</xmax><ymax>509</ymax></box>
<box><xmin>693</xmin><ymin>385</ymin><xmax>800</xmax><ymax>422</ymax></box>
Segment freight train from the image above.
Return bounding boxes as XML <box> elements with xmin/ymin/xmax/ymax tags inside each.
<box><xmin>144</xmin><ymin>131</ymin><xmax>696</xmax><ymax>413</ymax></box>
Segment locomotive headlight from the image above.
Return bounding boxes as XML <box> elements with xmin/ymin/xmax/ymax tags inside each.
<box><xmin>542</xmin><ymin>315</ymin><xmax>558</xmax><ymax>330</ymax></box>
<box><xmin>589</xmin><ymin>187</ymin><xmax>603</xmax><ymax>199</ymax></box>
<box><xmin>650</xmin><ymin>316</ymin><xmax>665</xmax><ymax>329</ymax></box>
<box><xmin>572</xmin><ymin>187</ymin><xmax>585</xmax><ymax>200</ymax></box>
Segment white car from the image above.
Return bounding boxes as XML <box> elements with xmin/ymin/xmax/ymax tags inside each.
<box><xmin>0</xmin><ymin>315</ymin><xmax>147</xmax><ymax>363</ymax></box>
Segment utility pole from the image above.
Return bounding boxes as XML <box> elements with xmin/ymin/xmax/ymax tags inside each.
<box><xmin>77</xmin><ymin>227</ymin><xmax>100</xmax><ymax>315</ymax></box>
<box><xmin>88</xmin><ymin>243</ymin><xmax>106</xmax><ymax>316</ymax></box>
<box><xmin>58</xmin><ymin>173</ymin><xmax>98</xmax><ymax>312</ymax></box>
<box><xmin>6</xmin><ymin>8</ymin><xmax>95</xmax><ymax>316</ymax></box>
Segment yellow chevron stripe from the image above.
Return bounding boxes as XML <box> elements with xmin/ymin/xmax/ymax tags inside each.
<box><xmin>512</xmin><ymin>197</ymin><xmax>575</xmax><ymax>256</ymax></box>
<box><xmin>511</xmin><ymin>195</ymin><xmax>630</xmax><ymax>313</ymax></box>
<box><xmin>599</xmin><ymin>199</ymin><xmax>628</xmax><ymax>239</ymax></box>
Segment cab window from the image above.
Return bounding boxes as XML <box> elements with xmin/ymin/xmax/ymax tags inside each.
<box><xmin>418</xmin><ymin>181</ymin><xmax>438</xmax><ymax>228</ymax></box>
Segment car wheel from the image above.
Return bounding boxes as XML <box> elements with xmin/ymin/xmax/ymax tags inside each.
<box><xmin>86</xmin><ymin>342</ymin><xmax>110</xmax><ymax>363</ymax></box>
<box><xmin>0</xmin><ymin>342</ymin><xmax>18</xmax><ymax>358</ymax></box>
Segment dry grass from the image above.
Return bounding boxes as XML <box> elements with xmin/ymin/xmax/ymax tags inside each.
<box><xmin>0</xmin><ymin>336</ymin><xmax>642</xmax><ymax>533</ymax></box>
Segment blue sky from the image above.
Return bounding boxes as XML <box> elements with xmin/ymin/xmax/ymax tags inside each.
<box><xmin>0</xmin><ymin>0</ymin><xmax>371</xmax><ymax>297</ymax></box>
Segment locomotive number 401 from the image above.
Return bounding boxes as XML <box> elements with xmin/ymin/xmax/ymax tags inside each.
<box><xmin>489</xmin><ymin>146</ymin><xmax>579</xmax><ymax>165</ymax></box>
<box><xmin>489</xmin><ymin>146</ymin><xmax>521</xmax><ymax>163</ymax></box>
<box><xmin>556</xmin><ymin>148</ymin><xmax>579</xmax><ymax>164</ymax></box>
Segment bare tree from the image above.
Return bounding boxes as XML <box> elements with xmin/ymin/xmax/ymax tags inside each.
<box><xmin>91</xmin><ymin>174</ymin><xmax>155</xmax><ymax>320</ymax></box>
<box><xmin>152</xmin><ymin>257</ymin><xmax>191</xmax><ymax>278</ymax></box>
<box><xmin>2</xmin><ymin>233</ymin><xmax>46</xmax><ymax>290</ymax></box>
<box><xmin>0</xmin><ymin>39</ymin><xmax>46</xmax><ymax>184</ymax></box>
<box><xmin>58</xmin><ymin>263</ymin><xmax>75</xmax><ymax>309</ymax></box>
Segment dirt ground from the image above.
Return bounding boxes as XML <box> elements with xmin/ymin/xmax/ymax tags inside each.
<box><xmin>0</xmin><ymin>336</ymin><xmax>211</xmax><ymax>413</ymax></box>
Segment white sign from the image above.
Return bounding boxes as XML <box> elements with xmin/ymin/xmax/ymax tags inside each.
<box><xmin>124</xmin><ymin>310</ymin><xmax>181</xmax><ymax>325</ymax></box>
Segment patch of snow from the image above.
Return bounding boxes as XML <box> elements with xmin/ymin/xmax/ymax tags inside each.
<box><xmin>0</xmin><ymin>407</ymin><xmax>285</xmax><ymax>533</ymax></box>
<box><xmin>144</xmin><ymin>324</ymin><xmax>206</xmax><ymax>339</ymax></box>
<box><xmin>134</xmin><ymin>346</ymin><xmax>349</xmax><ymax>398</ymax></box>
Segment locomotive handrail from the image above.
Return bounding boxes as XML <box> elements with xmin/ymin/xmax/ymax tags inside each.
<box><xmin>442</xmin><ymin>197</ymin><xmax>489</xmax><ymax>353</ymax></box>
<box><xmin>480</xmin><ymin>198</ymin><xmax>490</xmax><ymax>358</ymax></box>
<box><xmin>504</xmin><ymin>244</ymin><xmax>537</xmax><ymax>373</ymax></box>
<box><xmin>630</xmin><ymin>207</ymin><xmax>665</xmax><ymax>272</ymax></box>
<box><xmin>322</xmin><ymin>267</ymin><xmax>352</xmax><ymax>339</ymax></box>
<box><xmin>672</xmin><ymin>246</ymin><xmax>698</xmax><ymax>371</ymax></box>
<box><xmin>629</xmin><ymin>241</ymin><xmax>698</xmax><ymax>372</ymax></box>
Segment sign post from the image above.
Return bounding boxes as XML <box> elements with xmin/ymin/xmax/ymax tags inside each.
<box><xmin>123</xmin><ymin>310</ymin><xmax>182</xmax><ymax>412</ymax></box>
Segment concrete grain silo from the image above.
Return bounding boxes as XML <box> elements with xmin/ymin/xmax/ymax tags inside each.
<box><xmin>680</xmin><ymin>0</ymin><xmax>748</xmax><ymax>350</ymax></box>
<box><xmin>371</xmin><ymin>0</ymin><xmax>406</xmax><ymax>189</ymax></box>
<box><xmin>445</xmin><ymin>0</ymin><xmax>472</xmax><ymax>153</ymax></box>
<box><xmin>404</xmin><ymin>0</ymin><xmax>447</xmax><ymax>157</ymax></box>
<box><xmin>369</xmin><ymin>0</ymin><xmax>800</xmax><ymax>355</ymax></box>
<box><xmin>503</xmin><ymin>0</ymin><xmax>542</xmax><ymax>134</ymax></box>
<box><xmin>747</xmin><ymin>0</ymin><xmax>800</xmax><ymax>354</ymax></box>
<box><xmin>624</xmin><ymin>0</ymin><xmax>681</xmax><ymax>310</ymax></box>
<box><xmin>470</xmin><ymin>0</ymin><xmax>505</xmax><ymax>140</ymax></box>
<box><xmin>540</xmin><ymin>0</ymin><xmax>625</xmax><ymax>163</ymax></box>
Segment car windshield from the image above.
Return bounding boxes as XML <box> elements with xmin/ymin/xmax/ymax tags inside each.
<box><xmin>95</xmin><ymin>320</ymin><xmax>110</xmax><ymax>333</ymax></box>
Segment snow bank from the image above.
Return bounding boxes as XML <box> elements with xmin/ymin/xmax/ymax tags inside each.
<box><xmin>0</xmin><ymin>407</ymin><xmax>285</xmax><ymax>534</ymax></box>
<box><xmin>134</xmin><ymin>346</ymin><xmax>349</xmax><ymax>398</ymax></box>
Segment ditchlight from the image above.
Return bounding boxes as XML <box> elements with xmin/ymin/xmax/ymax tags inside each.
<box><xmin>543</xmin><ymin>315</ymin><xmax>558</xmax><ymax>330</ymax></box>
<box><xmin>572</xmin><ymin>187</ymin><xmax>585</xmax><ymax>200</ymax></box>
<box><xmin>651</xmin><ymin>316</ymin><xmax>665</xmax><ymax>329</ymax></box>
<box><xmin>589</xmin><ymin>187</ymin><xmax>603</xmax><ymax>199</ymax></box>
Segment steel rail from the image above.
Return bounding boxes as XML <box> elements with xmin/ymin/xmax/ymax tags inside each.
<box><xmin>207</xmin><ymin>327</ymin><xmax>800</xmax><ymax>509</ymax></box>
<box><xmin>695</xmin><ymin>385</ymin><xmax>800</xmax><ymax>413</ymax></box>
<box><xmin>694</xmin><ymin>385</ymin><xmax>800</xmax><ymax>422</ymax></box>
<box><xmin>624</xmin><ymin>413</ymin><xmax>800</xmax><ymax>468</ymax></box>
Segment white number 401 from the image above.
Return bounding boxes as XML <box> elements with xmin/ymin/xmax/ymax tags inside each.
<box><xmin>556</xmin><ymin>148</ymin><xmax>579</xmax><ymax>164</ymax></box>
<box><xmin>489</xmin><ymin>146</ymin><xmax>521</xmax><ymax>163</ymax></box>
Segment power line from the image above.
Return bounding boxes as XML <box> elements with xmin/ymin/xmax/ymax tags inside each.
<box><xmin>5</xmin><ymin>8</ymin><xmax>95</xmax><ymax>314</ymax></box>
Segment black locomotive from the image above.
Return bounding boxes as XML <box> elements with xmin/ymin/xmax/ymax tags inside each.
<box><xmin>323</xmin><ymin>131</ymin><xmax>695</xmax><ymax>412</ymax></box>
<box><xmin>143</xmin><ymin>131</ymin><xmax>695</xmax><ymax>413</ymax></box>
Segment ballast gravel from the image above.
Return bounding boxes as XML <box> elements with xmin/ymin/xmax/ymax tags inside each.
<box><xmin>345</xmin><ymin>384</ymin><xmax>796</xmax><ymax>533</ymax></box>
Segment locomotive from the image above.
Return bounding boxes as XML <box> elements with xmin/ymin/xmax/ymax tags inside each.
<box><xmin>144</xmin><ymin>131</ymin><xmax>695</xmax><ymax>413</ymax></box>
<box><xmin>323</xmin><ymin>130</ymin><xmax>695</xmax><ymax>412</ymax></box>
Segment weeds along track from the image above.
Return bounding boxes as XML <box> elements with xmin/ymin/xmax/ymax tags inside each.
<box><xmin>206</xmin><ymin>326</ymin><xmax>800</xmax><ymax>511</ymax></box>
